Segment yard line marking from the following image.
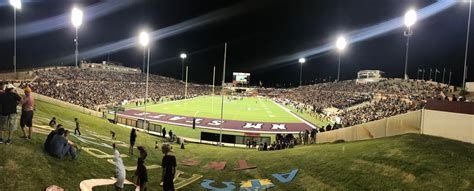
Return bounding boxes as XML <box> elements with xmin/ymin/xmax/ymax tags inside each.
<box><xmin>194</xmin><ymin>111</ymin><xmax>200</xmax><ymax>117</ymax></box>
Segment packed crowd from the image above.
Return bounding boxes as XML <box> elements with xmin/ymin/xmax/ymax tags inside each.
<box><xmin>20</xmin><ymin>67</ymin><xmax>452</xmax><ymax>129</ymax></box>
<box><xmin>30</xmin><ymin>67</ymin><xmax>213</xmax><ymax>110</ymax></box>
<box><xmin>266</xmin><ymin>79</ymin><xmax>448</xmax><ymax>128</ymax></box>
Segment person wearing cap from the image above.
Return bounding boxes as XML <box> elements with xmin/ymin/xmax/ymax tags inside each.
<box><xmin>20</xmin><ymin>86</ymin><xmax>35</xmax><ymax>140</ymax></box>
<box><xmin>0</xmin><ymin>84</ymin><xmax>21</xmax><ymax>144</ymax></box>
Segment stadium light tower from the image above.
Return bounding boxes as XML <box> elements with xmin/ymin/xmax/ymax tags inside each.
<box><xmin>10</xmin><ymin>0</ymin><xmax>21</xmax><ymax>77</ymax></box>
<box><xmin>71</xmin><ymin>7</ymin><xmax>83</xmax><ymax>68</ymax></box>
<box><xmin>336</xmin><ymin>36</ymin><xmax>347</xmax><ymax>82</ymax></box>
<box><xmin>463</xmin><ymin>0</ymin><xmax>472</xmax><ymax>90</ymax></box>
<box><xmin>180</xmin><ymin>53</ymin><xmax>187</xmax><ymax>81</ymax></box>
<box><xmin>298</xmin><ymin>58</ymin><xmax>306</xmax><ymax>86</ymax></box>
<box><xmin>139</xmin><ymin>31</ymin><xmax>151</xmax><ymax>132</ymax></box>
<box><xmin>404</xmin><ymin>9</ymin><xmax>416</xmax><ymax>80</ymax></box>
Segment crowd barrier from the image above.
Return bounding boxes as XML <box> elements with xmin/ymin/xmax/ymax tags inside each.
<box><xmin>316</xmin><ymin>110</ymin><xmax>422</xmax><ymax>143</ymax></box>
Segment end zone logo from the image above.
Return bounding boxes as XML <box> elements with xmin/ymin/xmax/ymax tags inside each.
<box><xmin>119</xmin><ymin>109</ymin><xmax>314</xmax><ymax>133</ymax></box>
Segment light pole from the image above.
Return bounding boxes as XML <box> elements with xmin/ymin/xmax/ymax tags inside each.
<box><xmin>139</xmin><ymin>31</ymin><xmax>150</xmax><ymax>132</ymax></box>
<box><xmin>404</xmin><ymin>9</ymin><xmax>416</xmax><ymax>80</ymax></box>
<box><xmin>10</xmin><ymin>0</ymin><xmax>21</xmax><ymax>77</ymax></box>
<box><xmin>180</xmin><ymin>53</ymin><xmax>187</xmax><ymax>82</ymax></box>
<box><xmin>298</xmin><ymin>58</ymin><xmax>305</xmax><ymax>86</ymax></box>
<box><xmin>463</xmin><ymin>0</ymin><xmax>472</xmax><ymax>89</ymax></box>
<box><xmin>71</xmin><ymin>7</ymin><xmax>83</xmax><ymax>68</ymax></box>
<box><xmin>219</xmin><ymin>43</ymin><xmax>227</xmax><ymax>146</ymax></box>
<box><xmin>336</xmin><ymin>36</ymin><xmax>347</xmax><ymax>82</ymax></box>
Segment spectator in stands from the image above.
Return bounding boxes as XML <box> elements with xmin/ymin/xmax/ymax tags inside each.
<box><xmin>74</xmin><ymin>118</ymin><xmax>81</xmax><ymax>136</ymax></box>
<box><xmin>44</xmin><ymin>124</ymin><xmax>64</xmax><ymax>152</ymax></box>
<box><xmin>49</xmin><ymin>117</ymin><xmax>57</xmax><ymax>128</ymax></box>
<box><xmin>49</xmin><ymin>130</ymin><xmax>77</xmax><ymax>160</ymax></box>
<box><xmin>451</xmin><ymin>94</ymin><xmax>457</xmax><ymax>102</ymax></box>
<box><xmin>161</xmin><ymin>143</ymin><xmax>176</xmax><ymax>191</ymax></box>
<box><xmin>113</xmin><ymin>143</ymin><xmax>126</xmax><ymax>191</ymax></box>
<box><xmin>129</xmin><ymin>128</ymin><xmax>137</xmax><ymax>155</ymax></box>
<box><xmin>20</xmin><ymin>86</ymin><xmax>35</xmax><ymax>140</ymax></box>
<box><xmin>0</xmin><ymin>84</ymin><xmax>21</xmax><ymax>145</ymax></box>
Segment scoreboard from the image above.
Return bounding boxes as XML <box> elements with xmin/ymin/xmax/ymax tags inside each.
<box><xmin>233</xmin><ymin>72</ymin><xmax>250</xmax><ymax>85</ymax></box>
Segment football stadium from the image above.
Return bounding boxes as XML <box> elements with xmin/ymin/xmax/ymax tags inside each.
<box><xmin>0</xmin><ymin>1</ymin><xmax>474</xmax><ymax>191</ymax></box>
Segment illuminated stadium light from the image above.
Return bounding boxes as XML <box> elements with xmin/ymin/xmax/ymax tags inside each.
<box><xmin>71</xmin><ymin>7</ymin><xmax>83</xmax><ymax>68</ymax></box>
<box><xmin>71</xmin><ymin>7</ymin><xmax>83</xmax><ymax>28</ymax></box>
<box><xmin>298</xmin><ymin>58</ymin><xmax>305</xmax><ymax>64</ymax></box>
<box><xmin>405</xmin><ymin>9</ymin><xmax>417</xmax><ymax>28</ymax></box>
<box><xmin>336</xmin><ymin>36</ymin><xmax>347</xmax><ymax>82</ymax></box>
<box><xmin>403</xmin><ymin>9</ymin><xmax>416</xmax><ymax>80</ymax></box>
<box><xmin>336</xmin><ymin>36</ymin><xmax>347</xmax><ymax>51</ymax></box>
<box><xmin>10</xmin><ymin>0</ymin><xmax>21</xmax><ymax>9</ymax></box>
<box><xmin>298</xmin><ymin>57</ymin><xmax>305</xmax><ymax>86</ymax></box>
<box><xmin>139</xmin><ymin>31</ymin><xmax>149</xmax><ymax>47</ymax></box>
<box><xmin>180</xmin><ymin>53</ymin><xmax>187</xmax><ymax>81</ymax></box>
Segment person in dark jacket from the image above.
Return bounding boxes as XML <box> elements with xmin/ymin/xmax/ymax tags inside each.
<box><xmin>44</xmin><ymin>124</ymin><xmax>64</xmax><ymax>152</ymax></box>
<box><xmin>161</xmin><ymin>143</ymin><xmax>176</xmax><ymax>191</ymax></box>
<box><xmin>129</xmin><ymin>128</ymin><xmax>137</xmax><ymax>155</ymax></box>
<box><xmin>49</xmin><ymin>130</ymin><xmax>77</xmax><ymax>160</ymax></box>
<box><xmin>135</xmin><ymin>158</ymin><xmax>148</xmax><ymax>191</ymax></box>
<box><xmin>0</xmin><ymin>84</ymin><xmax>21</xmax><ymax>145</ymax></box>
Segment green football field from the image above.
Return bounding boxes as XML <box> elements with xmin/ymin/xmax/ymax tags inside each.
<box><xmin>135</xmin><ymin>96</ymin><xmax>301</xmax><ymax>123</ymax></box>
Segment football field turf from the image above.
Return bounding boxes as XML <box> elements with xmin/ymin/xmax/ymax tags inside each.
<box><xmin>136</xmin><ymin>96</ymin><xmax>301</xmax><ymax>123</ymax></box>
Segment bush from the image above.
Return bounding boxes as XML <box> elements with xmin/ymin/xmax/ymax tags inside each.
<box><xmin>459</xmin><ymin>88</ymin><xmax>469</xmax><ymax>96</ymax></box>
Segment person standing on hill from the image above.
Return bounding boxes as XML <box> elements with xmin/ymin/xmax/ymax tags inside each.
<box><xmin>161</xmin><ymin>143</ymin><xmax>176</xmax><ymax>191</ymax></box>
<box><xmin>20</xmin><ymin>86</ymin><xmax>35</xmax><ymax>140</ymax></box>
<box><xmin>112</xmin><ymin>143</ymin><xmax>126</xmax><ymax>191</ymax></box>
<box><xmin>168</xmin><ymin>130</ymin><xmax>173</xmax><ymax>142</ymax></box>
<box><xmin>49</xmin><ymin>117</ymin><xmax>57</xmax><ymax>128</ymax></box>
<box><xmin>129</xmin><ymin>128</ymin><xmax>137</xmax><ymax>155</ymax></box>
<box><xmin>74</xmin><ymin>118</ymin><xmax>81</xmax><ymax>136</ymax></box>
<box><xmin>0</xmin><ymin>84</ymin><xmax>21</xmax><ymax>145</ymax></box>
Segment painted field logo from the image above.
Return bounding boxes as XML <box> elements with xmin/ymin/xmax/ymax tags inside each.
<box><xmin>200</xmin><ymin>169</ymin><xmax>298</xmax><ymax>191</ymax></box>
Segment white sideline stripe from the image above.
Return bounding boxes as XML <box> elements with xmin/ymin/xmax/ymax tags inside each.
<box><xmin>272</xmin><ymin>101</ymin><xmax>317</xmax><ymax>129</ymax></box>
<box><xmin>127</xmin><ymin>96</ymin><xmax>201</xmax><ymax>110</ymax></box>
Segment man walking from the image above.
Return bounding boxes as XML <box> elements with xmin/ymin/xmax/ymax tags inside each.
<box><xmin>0</xmin><ymin>84</ymin><xmax>22</xmax><ymax>144</ymax></box>
<box><xmin>74</xmin><ymin>118</ymin><xmax>81</xmax><ymax>136</ymax></box>
<box><xmin>20</xmin><ymin>86</ymin><xmax>35</xmax><ymax>140</ymax></box>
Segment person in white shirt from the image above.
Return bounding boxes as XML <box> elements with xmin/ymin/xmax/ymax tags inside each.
<box><xmin>113</xmin><ymin>143</ymin><xmax>126</xmax><ymax>191</ymax></box>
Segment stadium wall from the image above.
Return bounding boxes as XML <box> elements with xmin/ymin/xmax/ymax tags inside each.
<box><xmin>316</xmin><ymin>110</ymin><xmax>422</xmax><ymax>143</ymax></box>
<box><xmin>421</xmin><ymin>101</ymin><xmax>474</xmax><ymax>144</ymax></box>
<box><xmin>16</xmin><ymin>88</ymin><xmax>103</xmax><ymax>118</ymax></box>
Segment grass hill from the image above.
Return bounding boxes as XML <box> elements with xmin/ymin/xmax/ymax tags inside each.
<box><xmin>0</xmin><ymin>100</ymin><xmax>473</xmax><ymax>190</ymax></box>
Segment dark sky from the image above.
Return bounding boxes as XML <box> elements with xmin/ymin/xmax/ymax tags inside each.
<box><xmin>0</xmin><ymin>0</ymin><xmax>472</xmax><ymax>87</ymax></box>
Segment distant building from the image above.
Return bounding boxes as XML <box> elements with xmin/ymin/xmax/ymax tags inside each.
<box><xmin>80</xmin><ymin>61</ymin><xmax>141</xmax><ymax>73</ymax></box>
<box><xmin>466</xmin><ymin>82</ymin><xmax>474</xmax><ymax>92</ymax></box>
<box><xmin>356</xmin><ymin>70</ymin><xmax>384</xmax><ymax>83</ymax></box>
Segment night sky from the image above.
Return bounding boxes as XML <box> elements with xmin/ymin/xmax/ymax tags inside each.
<box><xmin>0</xmin><ymin>0</ymin><xmax>472</xmax><ymax>87</ymax></box>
